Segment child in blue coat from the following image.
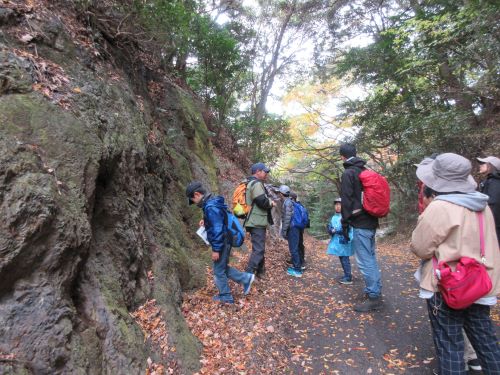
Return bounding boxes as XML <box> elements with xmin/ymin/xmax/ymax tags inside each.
<box><xmin>186</xmin><ymin>181</ymin><xmax>255</xmax><ymax>304</ymax></box>
<box><xmin>327</xmin><ymin>198</ymin><xmax>354</xmax><ymax>284</ymax></box>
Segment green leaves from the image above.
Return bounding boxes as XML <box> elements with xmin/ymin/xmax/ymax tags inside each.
<box><xmin>322</xmin><ymin>0</ymin><xmax>500</xmax><ymax>226</ymax></box>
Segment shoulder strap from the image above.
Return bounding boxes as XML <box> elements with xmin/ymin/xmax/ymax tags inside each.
<box><xmin>477</xmin><ymin>211</ymin><xmax>486</xmax><ymax>260</ymax></box>
<box><xmin>434</xmin><ymin>211</ymin><xmax>487</xmax><ymax>276</ymax></box>
<box><xmin>242</xmin><ymin>181</ymin><xmax>257</xmax><ymax>227</ymax></box>
<box><xmin>432</xmin><ymin>256</ymin><xmax>439</xmax><ymax>280</ymax></box>
<box><xmin>247</xmin><ymin>179</ymin><xmax>256</xmax><ymax>187</ymax></box>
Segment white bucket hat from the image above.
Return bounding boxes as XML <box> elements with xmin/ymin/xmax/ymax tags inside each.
<box><xmin>416</xmin><ymin>153</ymin><xmax>477</xmax><ymax>193</ymax></box>
<box><xmin>279</xmin><ymin>185</ymin><xmax>290</xmax><ymax>195</ymax></box>
<box><xmin>477</xmin><ymin>156</ymin><xmax>500</xmax><ymax>171</ymax></box>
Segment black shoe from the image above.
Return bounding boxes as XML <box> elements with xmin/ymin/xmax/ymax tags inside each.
<box><xmin>354</xmin><ymin>296</ymin><xmax>383</xmax><ymax>312</ymax></box>
<box><xmin>255</xmin><ymin>269</ymin><xmax>266</xmax><ymax>279</ymax></box>
<box><xmin>467</xmin><ymin>359</ymin><xmax>482</xmax><ymax>371</ymax></box>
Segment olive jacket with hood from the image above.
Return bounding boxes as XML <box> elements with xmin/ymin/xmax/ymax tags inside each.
<box><xmin>340</xmin><ymin>156</ymin><xmax>378</xmax><ymax>229</ymax></box>
<box><xmin>244</xmin><ymin>177</ymin><xmax>274</xmax><ymax>228</ymax></box>
<box><xmin>411</xmin><ymin>192</ymin><xmax>500</xmax><ymax>299</ymax></box>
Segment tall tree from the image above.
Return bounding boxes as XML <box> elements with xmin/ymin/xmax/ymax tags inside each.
<box><xmin>321</xmin><ymin>0</ymin><xmax>500</xmax><ymax>223</ymax></box>
<box><xmin>233</xmin><ymin>0</ymin><xmax>327</xmax><ymax>161</ymax></box>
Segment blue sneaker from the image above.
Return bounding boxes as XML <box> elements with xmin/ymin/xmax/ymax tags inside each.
<box><xmin>243</xmin><ymin>273</ymin><xmax>255</xmax><ymax>295</ymax></box>
<box><xmin>287</xmin><ymin>267</ymin><xmax>303</xmax><ymax>278</ymax></box>
<box><xmin>212</xmin><ymin>296</ymin><xmax>234</xmax><ymax>304</ymax></box>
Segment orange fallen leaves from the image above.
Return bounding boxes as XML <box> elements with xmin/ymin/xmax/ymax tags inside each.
<box><xmin>131</xmin><ymin>298</ymin><xmax>170</xmax><ymax>373</ymax></box>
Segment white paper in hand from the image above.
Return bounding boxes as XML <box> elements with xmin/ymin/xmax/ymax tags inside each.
<box><xmin>196</xmin><ymin>226</ymin><xmax>210</xmax><ymax>245</ymax></box>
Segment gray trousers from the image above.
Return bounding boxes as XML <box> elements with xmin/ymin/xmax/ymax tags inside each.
<box><xmin>246</xmin><ymin>227</ymin><xmax>266</xmax><ymax>274</ymax></box>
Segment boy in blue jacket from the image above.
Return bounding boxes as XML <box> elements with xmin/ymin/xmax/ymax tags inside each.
<box><xmin>186</xmin><ymin>181</ymin><xmax>255</xmax><ymax>304</ymax></box>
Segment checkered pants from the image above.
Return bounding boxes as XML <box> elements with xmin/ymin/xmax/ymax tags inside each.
<box><xmin>427</xmin><ymin>293</ymin><xmax>500</xmax><ymax>375</ymax></box>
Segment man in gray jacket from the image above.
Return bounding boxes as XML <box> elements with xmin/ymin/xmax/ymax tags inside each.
<box><xmin>279</xmin><ymin>185</ymin><xmax>302</xmax><ymax>277</ymax></box>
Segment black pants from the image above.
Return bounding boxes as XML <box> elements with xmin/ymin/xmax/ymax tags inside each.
<box><xmin>427</xmin><ymin>293</ymin><xmax>500</xmax><ymax>375</ymax></box>
<box><xmin>246</xmin><ymin>227</ymin><xmax>266</xmax><ymax>274</ymax></box>
<box><xmin>298</xmin><ymin>229</ymin><xmax>305</xmax><ymax>264</ymax></box>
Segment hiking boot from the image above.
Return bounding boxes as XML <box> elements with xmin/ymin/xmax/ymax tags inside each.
<box><xmin>287</xmin><ymin>267</ymin><xmax>303</xmax><ymax>278</ymax></box>
<box><xmin>467</xmin><ymin>359</ymin><xmax>482</xmax><ymax>371</ymax></box>
<box><xmin>338</xmin><ymin>277</ymin><xmax>353</xmax><ymax>285</ymax></box>
<box><xmin>212</xmin><ymin>296</ymin><xmax>234</xmax><ymax>304</ymax></box>
<box><xmin>354</xmin><ymin>296</ymin><xmax>383</xmax><ymax>312</ymax></box>
<box><xmin>243</xmin><ymin>274</ymin><xmax>255</xmax><ymax>295</ymax></box>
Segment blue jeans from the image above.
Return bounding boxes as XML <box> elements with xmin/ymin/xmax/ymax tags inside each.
<box><xmin>213</xmin><ymin>240</ymin><xmax>252</xmax><ymax>302</ymax></box>
<box><xmin>352</xmin><ymin>228</ymin><xmax>381</xmax><ymax>298</ymax></box>
<box><xmin>339</xmin><ymin>256</ymin><xmax>352</xmax><ymax>280</ymax></box>
<box><xmin>427</xmin><ymin>293</ymin><xmax>500</xmax><ymax>375</ymax></box>
<box><xmin>287</xmin><ymin>226</ymin><xmax>301</xmax><ymax>271</ymax></box>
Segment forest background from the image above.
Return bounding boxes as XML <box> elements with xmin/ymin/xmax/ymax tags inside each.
<box><xmin>91</xmin><ymin>0</ymin><xmax>500</xmax><ymax>235</ymax></box>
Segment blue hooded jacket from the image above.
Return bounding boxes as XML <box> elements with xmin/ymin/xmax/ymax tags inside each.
<box><xmin>327</xmin><ymin>213</ymin><xmax>354</xmax><ymax>256</ymax></box>
<box><xmin>202</xmin><ymin>194</ymin><xmax>228</xmax><ymax>252</ymax></box>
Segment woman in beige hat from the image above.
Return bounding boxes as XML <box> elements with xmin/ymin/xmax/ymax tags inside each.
<box><xmin>477</xmin><ymin>156</ymin><xmax>500</xmax><ymax>247</ymax></box>
<box><xmin>411</xmin><ymin>153</ymin><xmax>500</xmax><ymax>374</ymax></box>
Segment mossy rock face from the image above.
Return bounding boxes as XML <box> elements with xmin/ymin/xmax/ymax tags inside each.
<box><xmin>0</xmin><ymin>10</ymin><xmax>219</xmax><ymax>374</ymax></box>
<box><xmin>0</xmin><ymin>50</ymin><xmax>34</xmax><ymax>94</ymax></box>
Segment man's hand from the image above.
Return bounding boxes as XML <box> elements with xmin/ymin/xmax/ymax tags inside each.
<box><xmin>342</xmin><ymin>224</ymin><xmax>350</xmax><ymax>242</ymax></box>
<box><xmin>211</xmin><ymin>251</ymin><xmax>220</xmax><ymax>261</ymax></box>
<box><xmin>199</xmin><ymin>219</ymin><xmax>204</xmax><ymax>227</ymax></box>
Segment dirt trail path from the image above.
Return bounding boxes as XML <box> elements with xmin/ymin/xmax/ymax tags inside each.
<box><xmin>286</xmin><ymin>236</ymin><xmax>437</xmax><ymax>374</ymax></box>
<box><xmin>182</xmin><ymin>234</ymin><xmax>500</xmax><ymax>374</ymax></box>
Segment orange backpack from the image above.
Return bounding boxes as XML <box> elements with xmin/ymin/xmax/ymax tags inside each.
<box><xmin>232</xmin><ymin>180</ymin><xmax>253</xmax><ymax>218</ymax></box>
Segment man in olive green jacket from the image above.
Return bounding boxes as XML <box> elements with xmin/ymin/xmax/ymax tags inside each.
<box><xmin>244</xmin><ymin>163</ymin><xmax>275</xmax><ymax>277</ymax></box>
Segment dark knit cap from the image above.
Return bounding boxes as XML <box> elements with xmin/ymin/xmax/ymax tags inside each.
<box><xmin>339</xmin><ymin>143</ymin><xmax>357</xmax><ymax>158</ymax></box>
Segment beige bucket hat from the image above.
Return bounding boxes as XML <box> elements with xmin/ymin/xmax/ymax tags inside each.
<box><xmin>416</xmin><ymin>153</ymin><xmax>477</xmax><ymax>193</ymax></box>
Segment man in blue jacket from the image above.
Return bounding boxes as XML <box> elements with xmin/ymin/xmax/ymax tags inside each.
<box><xmin>339</xmin><ymin>143</ymin><xmax>383</xmax><ymax>312</ymax></box>
<box><xmin>186</xmin><ymin>181</ymin><xmax>255</xmax><ymax>304</ymax></box>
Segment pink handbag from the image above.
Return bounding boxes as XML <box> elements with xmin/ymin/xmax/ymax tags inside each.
<box><xmin>433</xmin><ymin>211</ymin><xmax>492</xmax><ymax>310</ymax></box>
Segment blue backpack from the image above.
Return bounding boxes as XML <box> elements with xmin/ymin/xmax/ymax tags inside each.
<box><xmin>225</xmin><ymin>211</ymin><xmax>245</xmax><ymax>247</ymax></box>
<box><xmin>291</xmin><ymin>202</ymin><xmax>309</xmax><ymax>230</ymax></box>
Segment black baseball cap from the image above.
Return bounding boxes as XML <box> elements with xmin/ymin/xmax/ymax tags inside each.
<box><xmin>185</xmin><ymin>181</ymin><xmax>203</xmax><ymax>205</ymax></box>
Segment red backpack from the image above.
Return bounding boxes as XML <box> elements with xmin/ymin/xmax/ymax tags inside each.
<box><xmin>358</xmin><ymin>169</ymin><xmax>391</xmax><ymax>217</ymax></box>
